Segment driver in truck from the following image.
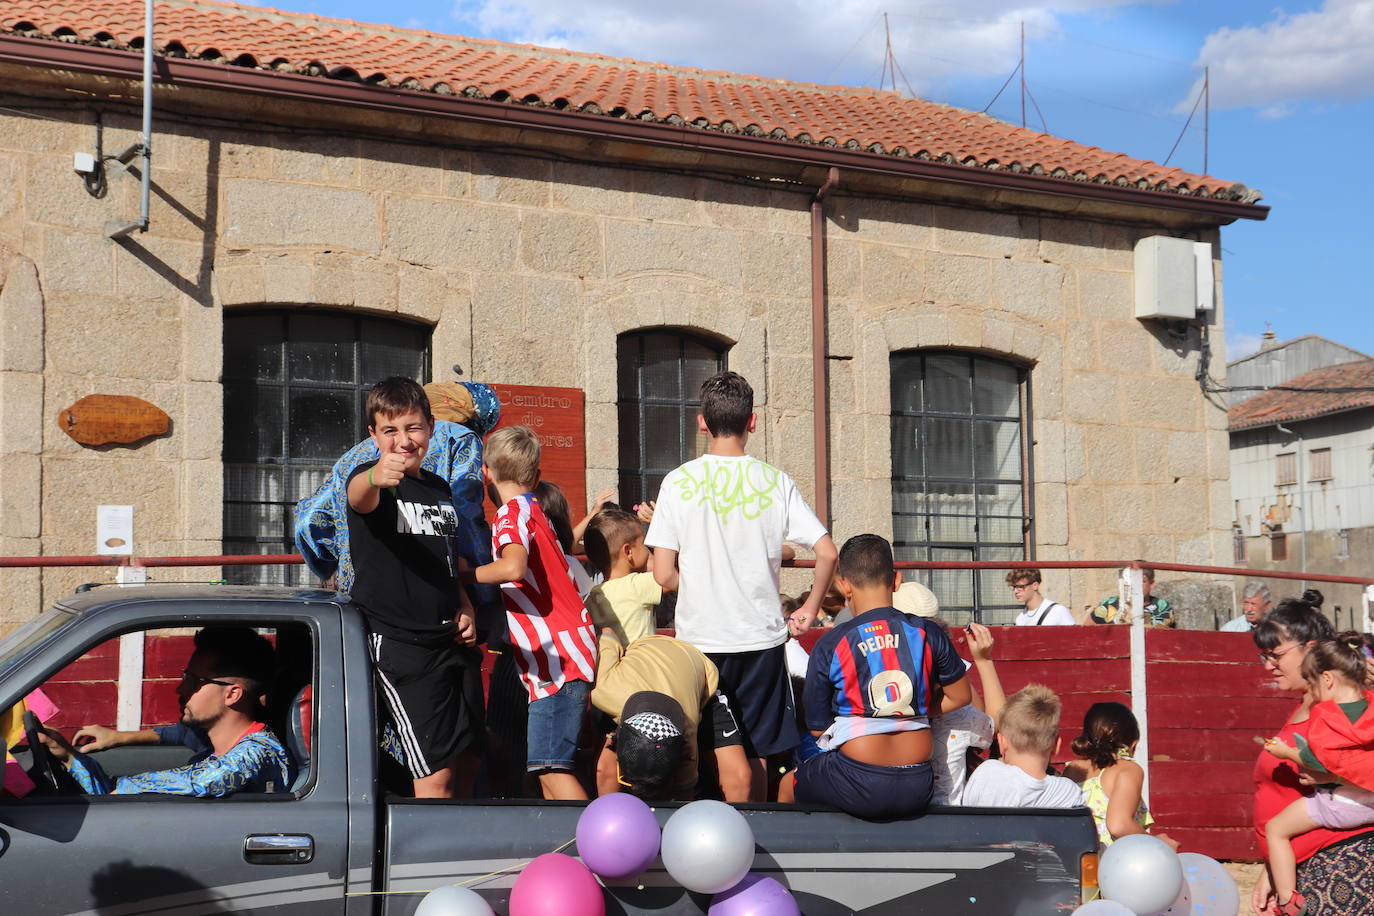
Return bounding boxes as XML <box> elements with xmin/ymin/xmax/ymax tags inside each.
<box><xmin>36</xmin><ymin>626</ymin><xmax>291</xmax><ymax>796</ymax></box>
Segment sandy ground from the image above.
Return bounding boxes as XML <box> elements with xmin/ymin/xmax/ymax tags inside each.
<box><xmin>1224</xmin><ymin>862</ymin><xmax>1264</xmax><ymax>915</ymax></box>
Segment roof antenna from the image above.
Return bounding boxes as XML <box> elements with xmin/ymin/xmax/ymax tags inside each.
<box><xmin>878</xmin><ymin>12</ymin><xmax>916</xmax><ymax>96</ymax></box>
<box><xmin>1020</xmin><ymin>21</ymin><xmax>1026</xmax><ymax>129</ymax></box>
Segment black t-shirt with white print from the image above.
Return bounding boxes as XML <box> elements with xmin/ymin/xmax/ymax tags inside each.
<box><xmin>346</xmin><ymin>462</ymin><xmax>461</xmax><ymax>647</ymax></box>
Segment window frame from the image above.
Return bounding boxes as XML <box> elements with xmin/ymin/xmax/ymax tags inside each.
<box><xmin>615</xmin><ymin>329</ymin><xmax>728</xmax><ymax>508</ymax></box>
<box><xmin>1275</xmin><ymin>451</ymin><xmax>1297</xmax><ymax>487</ymax></box>
<box><xmin>221</xmin><ymin>309</ymin><xmax>432</xmax><ymax>586</ymax></box>
<box><xmin>1310</xmin><ymin>447</ymin><xmax>1333</xmax><ymax>482</ymax></box>
<box><xmin>888</xmin><ymin>350</ymin><xmax>1033</xmax><ymax>624</ymax></box>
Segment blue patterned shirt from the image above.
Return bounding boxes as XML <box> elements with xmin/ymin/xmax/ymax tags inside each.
<box><xmin>68</xmin><ymin>726</ymin><xmax>291</xmax><ymax>797</ymax></box>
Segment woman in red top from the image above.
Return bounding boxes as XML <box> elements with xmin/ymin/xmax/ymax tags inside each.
<box><xmin>1252</xmin><ymin>595</ymin><xmax>1374</xmax><ymax>915</ymax></box>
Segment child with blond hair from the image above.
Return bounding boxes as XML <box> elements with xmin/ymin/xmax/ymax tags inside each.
<box><xmin>960</xmin><ymin>684</ymin><xmax>1081</xmax><ymax>808</ymax></box>
<box><xmin>465</xmin><ymin>426</ymin><xmax>597</xmax><ymax>800</ymax></box>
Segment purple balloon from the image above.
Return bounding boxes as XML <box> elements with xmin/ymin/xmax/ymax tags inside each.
<box><xmin>708</xmin><ymin>874</ymin><xmax>800</xmax><ymax>916</ymax></box>
<box><xmin>575</xmin><ymin>793</ymin><xmax>662</xmax><ymax>879</ymax></box>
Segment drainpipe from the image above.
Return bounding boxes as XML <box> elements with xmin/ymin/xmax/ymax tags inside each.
<box><xmin>106</xmin><ymin>0</ymin><xmax>153</xmax><ymax>239</ymax></box>
<box><xmin>810</xmin><ymin>167</ymin><xmax>840</xmax><ymax>528</ymax></box>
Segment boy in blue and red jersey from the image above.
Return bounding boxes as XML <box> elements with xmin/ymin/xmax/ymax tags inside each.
<box><xmin>781</xmin><ymin>534</ymin><xmax>971</xmax><ymax>818</ymax></box>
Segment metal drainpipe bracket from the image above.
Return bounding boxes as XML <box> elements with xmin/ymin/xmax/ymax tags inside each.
<box><xmin>104</xmin><ymin>219</ymin><xmax>144</xmax><ymax>240</ymax></box>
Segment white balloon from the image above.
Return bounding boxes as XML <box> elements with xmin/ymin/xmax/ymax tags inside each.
<box><xmin>415</xmin><ymin>884</ymin><xmax>496</xmax><ymax>916</ymax></box>
<box><xmin>1099</xmin><ymin>835</ymin><xmax>1184</xmax><ymax>916</ymax></box>
<box><xmin>1177</xmin><ymin>852</ymin><xmax>1240</xmax><ymax>916</ymax></box>
<box><xmin>1150</xmin><ymin>879</ymin><xmax>1191</xmax><ymax>916</ymax></box>
<box><xmin>661</xmin><ymin>800</ymin><xmax>756</xmax><ymax>894</ymax></box>
<box><xmin>1072</xmin><ymin>901</ymin><xmax>1136</xmax><ymax>915</ymax></box>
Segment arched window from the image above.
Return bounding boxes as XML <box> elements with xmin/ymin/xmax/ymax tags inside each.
<box><xmin>890</xmin><ymin>351</ymin><xmax>1031</xmax><ymax>623</ymax></box>
<box><xmin>223</xmin><ymin>310</ymin><xmax>431</xmax><ymax>585</ymax></box>
<box><xmin>616</xmin><ymin>330</ymin><xmax>727</xmax><ymax>507</ymax></box>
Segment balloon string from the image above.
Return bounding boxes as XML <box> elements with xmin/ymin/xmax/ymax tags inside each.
<box><xmin>343</xmin><ymin>837</ymin><xmax>577</xmax><ymax>897</ymax></box>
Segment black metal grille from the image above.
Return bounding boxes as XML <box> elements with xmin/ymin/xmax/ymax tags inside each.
<box><xmin>616</xmin><ymin>331</ymin><xmax>727</xmax><ymax>508</ymax></box>
<box><xmin>890</xmin><ymin>351</ymin><xmax>1032</xmax><ymax>624</ymax></box>
<box><xmin>222</xmin><ymin>310</ymin><xmax>431</xmax><ymax>585</ymax></box>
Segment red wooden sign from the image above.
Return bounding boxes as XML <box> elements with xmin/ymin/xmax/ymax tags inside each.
<box><xmin>485</xmin><ymin>384</ymin><xmax>586</xmax><ymax>529</ymax></box>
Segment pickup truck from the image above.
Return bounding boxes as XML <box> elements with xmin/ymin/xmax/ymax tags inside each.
<box><xmin>0</xmin><ymin>584</ymin><xmax>1097</xmax><ymax>915</ymax></box>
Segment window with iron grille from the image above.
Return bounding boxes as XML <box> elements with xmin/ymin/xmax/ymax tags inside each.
<box><xmin>890</xmin><ymin>351</ymin><xmax>1031</xmax><ymax>625</ymax></box>
<box><xmin>617</xmin><ymin>330</ymin><xmax>727</xmax><ymax>508</ymax></box>
<box><xmin>1276</xmin><ymin>452</ymin><xmax>1297</xmax><ymax>486</ymax></box>
<box><xmin>1310</xmin><ymin>448</ymin><xmax>1333</xmax><ymax>482</ymax></box>
<box><xmin>223</xmin><ymin>311</ymin><xmax>431</xmax><ymax>586</ymax></box>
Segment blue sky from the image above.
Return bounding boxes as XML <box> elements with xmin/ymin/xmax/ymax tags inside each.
<box><xmin>280</xmin><ymin>0</ymin><xmax>1372</xmax><ymax>363</ymax></box>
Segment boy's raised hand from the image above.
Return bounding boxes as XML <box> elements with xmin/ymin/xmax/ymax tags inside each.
<box><xmin>371</xmin><ymin>452</ymin><xmax>407</xmax><ymax>488</ymax></box>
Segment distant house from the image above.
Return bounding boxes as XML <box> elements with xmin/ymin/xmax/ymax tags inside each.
<box><xmin>1229</xmin><ymin>353</ymin><xmax>1374</xmax><ymax>625</ymax></box>
<box><xmin>0</xmin><ymin>0</ymin><xmax>1268</xmax><ymax>629</ymax></box>
<box><xmin>1227</xmin><ymin>333</ymin><xmax>1371</xmax><ymax>406</ymax></box>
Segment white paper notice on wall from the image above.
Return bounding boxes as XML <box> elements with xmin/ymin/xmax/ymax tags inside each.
<box><xmin>97</xmin><ymin>505</ymin><xmax>134</xmax><ymax>555</ymax></box>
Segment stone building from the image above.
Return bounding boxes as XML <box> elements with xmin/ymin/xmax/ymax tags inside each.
<box><xmin>0</xmin><ymin>0</ymin><xmax>1267</xmax><ymax>631</ymax></box>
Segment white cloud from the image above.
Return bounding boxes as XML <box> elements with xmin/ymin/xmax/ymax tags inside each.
<box><xmin>451</xmin><ymin>0</ymin><xmax>1137</xmax><ymax>95</ymax></box>
<box><xmin>1226</xmin><ymin>331</ymin><xmax>1265</xmax><ymax>361</ymax></box>
<box><xmin>1187</xmin><ymin>0</ymin><xmax>1374</xmax><ymax>115</ymax></box>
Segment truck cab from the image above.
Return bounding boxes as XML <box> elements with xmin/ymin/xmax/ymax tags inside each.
<box><xmin>0</xmin><ymin>585</ymin><xmax>1096</xmax><ymax>914</ymax></box>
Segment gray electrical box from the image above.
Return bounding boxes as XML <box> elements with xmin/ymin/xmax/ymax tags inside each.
<box><xmin>1134</xmin><ymin>235</ymin><xmax>1212</xmax><ymax>320</ymax></box>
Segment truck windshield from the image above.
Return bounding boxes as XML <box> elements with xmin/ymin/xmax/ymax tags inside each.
<box><xmin>0</xmin><ymin>609</ymin><xmax>76</xmax><ymax>680</ymax></box>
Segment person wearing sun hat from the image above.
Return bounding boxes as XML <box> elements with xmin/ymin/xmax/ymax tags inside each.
<box><xmin>892</xmin><ymin>579</ymin><xmax>940</xmax><ymax>618</ymax></box>
<box><xmin>292</xmin><ymin>380</ymin><xmax>502</xmax><ymax>635</ymax></box>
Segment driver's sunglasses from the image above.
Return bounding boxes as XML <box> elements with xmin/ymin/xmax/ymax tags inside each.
<box><xmin>180</xmin><ymin>669</ymin><xmax>234</xmax><ymax>690</ymax></box>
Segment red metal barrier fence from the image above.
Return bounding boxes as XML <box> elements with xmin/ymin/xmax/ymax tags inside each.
<box><xmin>7</xmin><ymin>553</ymin><xmax>1373</xmax><ymax>860</ymax></box>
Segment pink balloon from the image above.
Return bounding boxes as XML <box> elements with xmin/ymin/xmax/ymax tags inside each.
<box><xmin>708</xmin><ymin>874</ymin><xmax>800</xmax><ymax>916</ymax></box>
<box><xmin>510</xmin><ymin>853</ymin><xmax>605</xmax><ymax>916</ymax></box>
<box><xmin>576</xmin><ymin>793</ymin><xmax>662</xmax><ymax>878</ymax></box>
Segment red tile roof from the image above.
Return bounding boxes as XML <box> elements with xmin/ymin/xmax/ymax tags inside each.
<box><xmin>1</xmin><ymin>0</ymin><xmax>1260</xmax><ymax>205</ymax></box>
<box><xmin>1229</xmin><ymin>359</ymin><xmax>1374</xmax><ymax>431</ymax></box>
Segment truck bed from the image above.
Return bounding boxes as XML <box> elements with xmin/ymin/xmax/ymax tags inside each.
<box><xmin>381</xmin><ymin>798</ymin><xmax>1097</xmax><ymax>915</ymax></box>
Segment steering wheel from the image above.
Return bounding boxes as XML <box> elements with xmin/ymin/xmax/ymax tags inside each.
<box><xmin>21</xmin><ymin>711</ymin><xmax>72</xmax><ymax>795</ymax></box>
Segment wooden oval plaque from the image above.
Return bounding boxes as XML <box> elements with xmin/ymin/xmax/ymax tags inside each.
<box><xmin>58</xmin><ymin>394</ymin><xmax>170</xmax><ymax>447</ymax></box>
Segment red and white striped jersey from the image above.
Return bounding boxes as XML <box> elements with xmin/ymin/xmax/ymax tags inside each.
<box><xmin>492</xmin><ymin>494</ymin><xmax>597</xmax><ymax>700</ymax></box>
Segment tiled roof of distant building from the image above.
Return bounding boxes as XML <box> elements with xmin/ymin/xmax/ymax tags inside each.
<box><xmin>1229</xmin><ymin>359</ymin><xmax>1374</xmax><ymax>431</ymax></box>
<box><xmin>0</xmin><ymin>0</ymin><xmax>1263</xmax><ymax>207</ymax></box>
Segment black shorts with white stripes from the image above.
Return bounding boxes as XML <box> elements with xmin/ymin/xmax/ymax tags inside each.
<box><xmin>369</xmin><ymin>633</ymin><xmax>485</xmax><ymax>779</ymax></box>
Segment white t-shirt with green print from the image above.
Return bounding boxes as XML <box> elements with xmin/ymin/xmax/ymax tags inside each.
<box><xmin>646</xmin><ymin>454</ymin><xmax>827</xmax><ymax>653</ymax></box>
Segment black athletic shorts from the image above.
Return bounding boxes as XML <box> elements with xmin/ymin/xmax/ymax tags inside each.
<box><xmin>369</xmin><ymin>634</ymin><xmax>485</xmax><ymax>779</ymax></box>
<box><xmin>706</xmin><ymin>645</ymin><xmax>798</xmax><ymax>758</ymax></box>
<box><xmin>703</xmin><ymin>691</ymin><xmax>744</xmax><ymax>749</ymax></box>
<box><xmin>794</xmin><ymin>750</ymin><xmax>933</xmax><ymax>820</ymax></box>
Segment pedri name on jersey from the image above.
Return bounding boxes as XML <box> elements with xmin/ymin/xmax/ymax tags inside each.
<box><xmin>395</xmin><ymin>501</ymin><xmax>458</xmax><ymax>537</ymax></box>
<box><xmin>855</xmin><ymin>628</ymin><xmax>900</xmax><ymax>657</ymax></box>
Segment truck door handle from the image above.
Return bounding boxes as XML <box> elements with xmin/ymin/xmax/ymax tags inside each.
<box><xmin>244</xmin><ymin>834</ymin><xmax>314</xmax><ymax>865</ymax></box>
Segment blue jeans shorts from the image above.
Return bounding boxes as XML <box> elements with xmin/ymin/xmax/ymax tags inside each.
<box><xmin>526</xmin><ymin>679</ymin><xmax>589</xmax><ymax>772</ymax></box>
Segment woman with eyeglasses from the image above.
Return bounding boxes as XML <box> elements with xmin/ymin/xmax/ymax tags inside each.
<box><xmin>1251</xmin><ymin>594</ymin><xmax>1374</xmax><ymax>915</ymax></box>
